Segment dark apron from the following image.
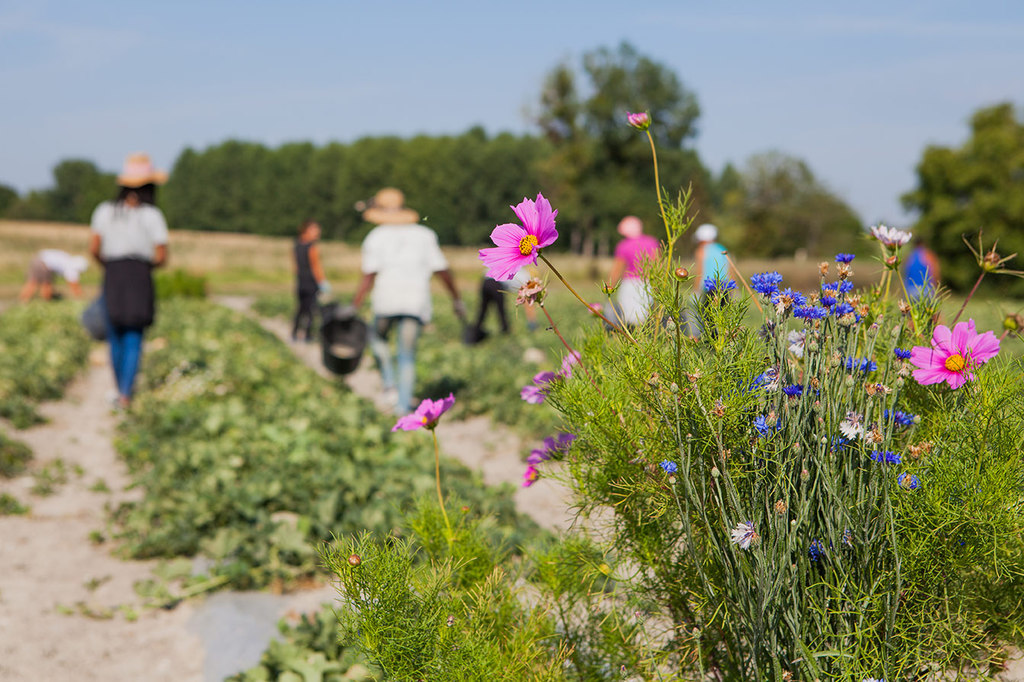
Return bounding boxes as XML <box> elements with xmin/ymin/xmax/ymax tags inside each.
<box><xmin>103</xmin><ymin>258</ymin><xmax>155</xmax><ymax>328</ymax></box>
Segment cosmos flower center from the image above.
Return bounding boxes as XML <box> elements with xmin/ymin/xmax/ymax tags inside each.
<box><xmin>518</xmin><ymin>234</ymin><xmax>539</xmax><ymax>256</ymax></box>
<box><xmin>944</xmin><ymin>353</ymin><xmax>966</xmax><ymax>372</ymax></box>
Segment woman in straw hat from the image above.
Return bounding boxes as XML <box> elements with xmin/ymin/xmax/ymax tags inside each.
<box><xmin>352</xmin><ymin>188</ymin><xmax>465</xmax><ymax>415</ymax></box>
<box><xmin>88</xmin><ymin>153</ymin><xmax>170</xmax><ymax>409</ymax></box>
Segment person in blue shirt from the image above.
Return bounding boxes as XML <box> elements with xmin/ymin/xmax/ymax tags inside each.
<box><xmin>903</xmin><ymin>237</ymin><xmax>940</xmax><ymax>298</ymax></box>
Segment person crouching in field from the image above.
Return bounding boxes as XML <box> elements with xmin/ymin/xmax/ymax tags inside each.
<box><xmin>352</xmin><ymin>188</ymin><xmax>465</xmax><ymax>415</ymax></box>
<box><xmin>292</xmin><ymin>219</ymin><xmax>329</xmax><ymax>342</ymax></box>
<box><xmin>19</xmin><ymin>249</ymin><xmax>88</xmax><ymax>302</ymax></box>
<box><xmin>88</xmin><ymin>153</ymin><xmax>169</xmax><ymax>410</ymax></box>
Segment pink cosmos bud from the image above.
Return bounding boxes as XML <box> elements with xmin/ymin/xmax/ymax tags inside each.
<box><xmin>627</xmin><ymin>111</ymin><xmax>651</xmax><ymax>131</ymax></box>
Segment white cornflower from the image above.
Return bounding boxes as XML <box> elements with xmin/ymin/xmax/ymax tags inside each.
<box><xmin>840</xmin><ymin>412</ymin><xmax>865</xmax><ymax>440</ymax></box>
<box><xmin>787</xmin><ymin>330</ymin><xmax>805</xmax><ymax>358</ymax></box>
<box><xmin>869</xmin><ymin>223</ymin><xmax>911</xmax><ymax>248</ymax></box>
<box><xmin>730</xmin><ymin>521</ymin><xmax>759</xmax><ymax>550</ymax></box>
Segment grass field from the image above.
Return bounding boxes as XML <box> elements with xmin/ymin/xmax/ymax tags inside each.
<box><xmin>2</xmin><ymin>218</ymin><xmax>1021</xmax><ymax>349</ymax></box>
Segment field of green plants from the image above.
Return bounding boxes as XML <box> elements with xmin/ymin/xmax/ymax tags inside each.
<box><xmin>108</xmin><ymin>299</ymin><xmax>548</xmax><ymax>597</ymax></box>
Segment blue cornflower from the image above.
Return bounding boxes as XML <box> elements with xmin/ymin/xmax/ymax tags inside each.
<box><xmin>704</xmin><ymin>277</ymin><xmax>737</xmax><ymax>294</ymax></box>
<box><xmin>838</xmin><ymin>281</ymin><xmax>854</xmax><ymax>293</ymax></box>
<box><xmin>884</xmin><ymin>409</ymin><xmax>917</xmax><ymax>428</ymax></box>
<box><xmin>835</xmin><ymin>253</ymin><xmax>856</xmax><ymax>264</ymax></box>
<box><xmin>869</xmin><ymin>450</ymin><xmax>902</xmax><ymax>465</ymax></box>
<box><xmin>770</xmin><ymin>288</ymin><xmax>807</xmax><ymax>310</ymax></box>
<box><xmin>898</xmin><ymin>473</ymin><xmax>921</xmax><ymax>490</ymax></box>
<box><xmin>793</xmin><ymin>305</ymin><xmax>827</xmax><ymax>320</ymax></box>
<box><xmin>894</xmin><ymin>347</ymin><xmax>912</xmax><ymax>360</ymax></box>
<box><xmin>753</xmin><ymin>415</ymin><xmax>780</xmax><ymax>437</ymax></box>
<box><xmin>808</xmin><ymin>539</ymin><xmax>825</xmax><ymax>561</ymax></box>
<box><xmin>750</xmin><ymin>271</ymin><xmax>783</xmax><ymax>296</ymax></box>
<box><xmin>833</xmin><ymin>302</ymin><xmax>854</xmax><ymax>316</ymax></box>
<box><xmin>659</xmin><ymin>460</ymin><xmax>678</xmax><ymax>474</ymax></box>
<box><xmin>831</xmin><ymin>436</ymin><xmax>849</xmax><ymax>451</ymax></box>
<box><xmin>751</xmin><ymin>368</ymin><xmax>779</xmax><ymax>392</ymax></box>
<box><xmin>783</xmin><ymin>384</ymin><xmax>803</xmax><ymax>397</ymax></box>
<box><xmin>842</xmin><ymin>529</ymin><xmax>853</xmax><ymax>547</ymax></box>
<box><xmin>844</xmin><ymin>356</ymin><xmax>877</xmax><ymax>373</ymax></box>
<box><xmin>820</xmin><ymin>295</ymin><xmax>837</xmax><ymax>308</ymax></box>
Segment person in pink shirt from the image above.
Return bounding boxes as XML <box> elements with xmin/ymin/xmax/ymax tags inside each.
<box><xmin>606</xmin><ymin>216</ymin><xmax>660</xmax><ymax>325</ymax></box>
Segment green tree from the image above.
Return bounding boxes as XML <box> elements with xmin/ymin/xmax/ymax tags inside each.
<box><xmin>729</xmin><ymin>151</ymin><xmax>862</xmax><ymax>258</ymax></box>
<box><xmin>534</xmin><ymin>42</ymin><xmax>710</xmax><ymax>255</ymax></box>
<box><xmin>0</xmin><ymin>184</ymin><xmax>18</xmax><ymax>217</ymax></box>
<box><xmin>902</xmin><ymin>101</ymin><xmax>1024</xmax><ymax>294</ymax></box>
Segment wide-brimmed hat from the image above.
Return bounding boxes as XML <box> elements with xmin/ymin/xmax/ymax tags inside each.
<box><xmin>362</xmin><ymin>188</ymin><xmax>419</xmax><ymax>225</ymax></box>
<box><xmin>117</xmin><ymin>153</ymin><xmax>168</xmax><ymax>188</ymax></box>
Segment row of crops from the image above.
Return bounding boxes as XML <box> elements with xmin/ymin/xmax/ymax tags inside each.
<box><xmin>109</xmin><ymin>299</ymin><xmax>547</xmax><ymax>593</ymax></box>
<box><xmin>1</xmin><ymin>302</ymin><xmax>92</xmax><ymax>513</ymax></box>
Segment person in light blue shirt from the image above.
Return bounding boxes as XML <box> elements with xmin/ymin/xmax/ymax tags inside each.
<box><xmin>690</xmin><ymin>223</ymin><xmax>730</xmax><ymax>336</ymax></box>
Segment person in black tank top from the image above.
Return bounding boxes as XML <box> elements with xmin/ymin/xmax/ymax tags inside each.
<box><xmin>293</xmin><ymin>220</ymin><xmax>328</xmax><ymax>341</ymax></box>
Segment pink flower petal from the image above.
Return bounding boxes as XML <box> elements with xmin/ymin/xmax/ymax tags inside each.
<box><xmin>912</xmin><ymin>366</ymin><xmax>950</xmax><ymax>385</ymax></box>
<box><xmin>970</xmin><ymin>331</ymin><xmax>1000</xmax><ymax>364</ymax></box>
<box><xmin>950</xmin><ymin>321</ymin><xmax>972</xmax><ymax>355</ymax></box>
<box><xmin>489</xmin><ymin>223</ymin><xmax>527</xmax><ymax>247</ymax></box>
<box><xmin>945</xmin><ymin>371</ymin><xmax>970</xmax><ymax>390</ymax></box>
<box><xmin>931</xmin><ymin>325</ymin><xmax>953</xmax><ymax>354</ymax></box>
<box><xmin>531</xmin><ymin>193</ymin><xmax>559</xmax><ymax>247</ymax></box>
<box><xmin>479</xmin><ymin>246</ymin><xmax>532</xmax><ymax>280</ymax></box>
<box><xmin>512</xmin><ymin>197</ymin><xmax>539</xmax><ymax>233</ymax></box>
<box><xmin>909</xmin><ymin>346</ymin><xmax>945</xmax><ymax>371</ymax></box>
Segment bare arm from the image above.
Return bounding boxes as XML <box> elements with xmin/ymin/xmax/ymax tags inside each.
<box><xmin>693</xmin><ymin>244</ymin><xmax>705</xmax><ymax>294</ymax></box>
<box><xmin>607</xmin><ymin>257</ymin><xmax>627</xmax><ymax>288</ymax></box>
<box><xmin>153</xmin><ymin>244</ymin><xmax>168</xmax><ymax>268</ymax></box>
<box><xmin>309</xmin><ymin>244</ymin><xmax>326</xmax><ymax>283</ymax></box>
<box><xmin>88</xmin><ymin>233</ymin><xmax>104</xmax><ymax>267</ymax></box>
<box><xmin>435</xmin><ymin>269</ymin><xmax>461</xmax><ymax>302</ymax></box>
<box><xmin>352</xmin><ymin>272</ymin><xmax>376</xmax><ymax>309</ymax></box>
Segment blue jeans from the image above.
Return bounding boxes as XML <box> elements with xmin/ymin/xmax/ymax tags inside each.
<box><xmin>369</xmin><ymin>315</ymin><xmax>421</xmax><ymax>414</ymax></box>
<box><xmin>105</xmin><ymin>316</ymin><xmax>144</xmax><ymax>399</ymax></box>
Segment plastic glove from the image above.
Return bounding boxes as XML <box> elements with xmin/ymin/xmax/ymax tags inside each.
<box><xmin>318</xmin><ymin>280</ymin><xmax>332</xmax><ymax>296</ymax></box>
<box><xmin>335</xmin><ymin>304</ymin><xmax>357</xmax><ymax>319</ymax></box>
<box><xmin>453</xmin><ymin>299</ymin><xmax>467</xmax><ymax>321</ymax></box>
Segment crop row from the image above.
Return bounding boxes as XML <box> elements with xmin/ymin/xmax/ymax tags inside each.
<box><xmin>110</xmin><ymin>299</ymin><xmax>545</xmax><ymax>591</ymax></box>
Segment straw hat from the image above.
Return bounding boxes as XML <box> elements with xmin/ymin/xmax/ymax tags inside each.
<box><xmin>117</xmin><ymin>153</ymin><xmax>168</xmax><ymax>188</ymax></box>
<box><xmin>362</xmin><ymin>188</ymin><xmax>419</xmax><ymax>225</ymax></box>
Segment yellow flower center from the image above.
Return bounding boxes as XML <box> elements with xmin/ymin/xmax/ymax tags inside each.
<box><xmin>518</xmin><ymin>234</ymin><xmax>538</xmax><ymax>256</ymax></box>
<box><xmin>944</xmin><ymin>353</ymin><xmax>966</xmax><ymax>372</ymax></box>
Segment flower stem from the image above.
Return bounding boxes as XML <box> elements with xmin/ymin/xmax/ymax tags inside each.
<box><xmin>723</xmin><ymin>252</ymin><xmax>762</xmax><ymax>314</ymax></box>
<box><xmin>952</xmin><ymin>272</ymin><xmax>985</xmax><ymax>325</ymax></box>
<box><xmin>645</xmin><ymin>130</ymin><xmax>670</xmax><ymax>260</ymax></box>
<box><xmin>431</xmin><ymin>430</ymin><xmax>453</xmax><ymax>547</ymax></box>
<box><xmin>539</xmin><ymin>253</ymin><xmax>635</xmax><ymax>342</ymax></box>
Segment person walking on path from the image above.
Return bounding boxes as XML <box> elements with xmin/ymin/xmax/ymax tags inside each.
<box><xmin>87</xmin><ymin>153</ymin><xmax>169</xmax><ymax>409</ymax></box>
<box><xmin>19</xmin><ymin>249</ymin><xmax>88</xmax><ymax>302</ymax></box>
<box><xmin>903</xmin><ymin>237</ymin><xmax>941</xmax><ymax>299</ymax></box>
<box><xmin>292</xmin><ymin>219</ymin><xmax>329</xmax><ymax>342</ymax></box>
<box><xmin>690</xmin><ymin>223</ymin><xmax>730</xmax><ymax>336</ymax></box>
<box><xmin>351</xmin><ymin>188</ymin><xmax>465</xmax><ymax>415</ymax></box>
<box><xmin>606</xmin><ymin>216</ymin><xmax>660</xmax><ymax>326</ymax></box>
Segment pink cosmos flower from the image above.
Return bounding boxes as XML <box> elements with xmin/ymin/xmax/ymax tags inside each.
<box><xmin>627</xmin><ymin>111</ymin><xmax>651</xmax><ymax>131</ymax></box>
<box><xmin>479</xmin><ymin>194</ymin><xmax>558</xmax><ymax>280</ymax></box>
<box><xmin>522</xmin><ymin>465</ymin><xmax>539</xmax><ymax>487</ymax></box>
<box><xmin>392</xmin><ymin>393</ymin><xmax>456</xmax><ymax>431</ymax></box>
<box><xmin>909</xmin><ymin>319</ymin><xmax>1000</xmax><ymax>389</ymax></box>
<box><xmin>560</xmin><ymin>351</ymin><xmax>581</xmax><ymax>377</ymax></box>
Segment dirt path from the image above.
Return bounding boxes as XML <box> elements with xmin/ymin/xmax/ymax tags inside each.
<box><xmin>0</xmin><ymin>348</ymin><xmax>205</xmax><ymax>682</ymax></box>
<box><xmin>217</xmin><ymin>296</ymin><xmax>578</xmax><ymax>533</ymax></box>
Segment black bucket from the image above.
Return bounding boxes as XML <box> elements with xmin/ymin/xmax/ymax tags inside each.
<box><xmin>320</xmin><ymin>303</ymin><xmax>368</xmax><ymax>375</ymax></box>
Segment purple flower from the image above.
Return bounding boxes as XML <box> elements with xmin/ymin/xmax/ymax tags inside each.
<box><xmin>753</xmin><ymin>415</ymin><xmax>780</xmax><ymax>437</ymax></box>
<box><xmin>820</xmin><ymin>295</ymin><xmax>837</xmax><ymax>308</ymax></box>
<box><xmin>893</xmin><ymin>347</ymin><xmax>912</xmax><ymax>360</ymax></box>
<box><xmin>844</xmin><ymin>357</ymin><xmax>877</xmax><ymax>373</ymax></box>
<box><xmin>392</xmin><ymin>393</ymin><xmax>455</xmax><ymax>431</ymax></box>
<box><xmin>771</xmin><ymin>288</ymin><xmax>807</xmax><ymax>312</ymax></box>
<box><xmin>833</xmin><ymin>302</ymin><xmax>859</xmax><ymax>320</ymax></box>
<box><xmin>522</xmin><ymin>465</ymin><xmax>539</xmax><ymax>487</ymax></box>
<box><xmin>869</xmin><ymin>450</ymin><xmax>902</xmax><ymax>465</ymax></box>
<box><xmin>659</xmin><ymin>460</ymin><xmax>678</xmax><ymax>474</ymax></box>
<box><xmin>527</xmin><ymin>432</ymin><xmax>575</xmax><ymax>465</ymax></box>
<box><xmin>627</xmin><ymin>111</ymin><xmax>651</xmax><ymax>131</ymax></box>
<box><xmin>884</xmin><ymin>409</ymin><xmax>917</xmax><ymax>428</ymax></box>
<box><xmin>750</xmin><ymin>271</ymin><xmax>783</xmax><ymax>296</ymax></box>
<box><xmin>783</xmin><ymin>384</ymin><xmax>803</xmax><ymax>397</ymax></box>
<box><xmin>560</xmin><ymin>351</ymin><xmax>581</xmax><ymax>377</ymax></box>
<box><xmin>730</xmin><ymin>521</ymin><xmax>759</xmax><ymax>550</ymax></box>
<box><xmin>898</xmin><ymin>473</ymin><xmax>921</xmax><ymax>490</ymax></box>
<box><xmin>835</xmin><ymin>253</ymin><xmax>856</xmax><ymax>264</ymax></box>
<box><xmin>479</xmin><ymin>193</ymin><xmax>558</xmax><ymax>280</ymax></box>
<box><xmin>838</xmin><ymin>281</ymin><xmax>854</xmax><ymax>293</ymax></box>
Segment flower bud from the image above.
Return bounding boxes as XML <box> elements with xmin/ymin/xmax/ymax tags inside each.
<box><xmin>627</xmin><ymin>111</ymin><xmax>651</xmax><ymax>131</ymax></box>
<box><xmin>711</xmin><ymin>466</ymin><xmax>720</xmax><ymax>478</ymax></box>
<box><xmin>844</xmin><ymin>375</ymin><xmax>855</xmax><ymax>388</ymax></box>
<box><xmin>347</xmin><ymin>554</ymin><xmax>362</xmax><ymax>567</ymax></box>
<box><xmin>674</xmin><ymin>267</ymin><xmax>690</xmax><ymax>281</ymax></box>
<box><xmin>774</xmin><ymin>499</ymin><xmax>788</xmax><ymax>515</ymax></box>
<box><xmin>792</xmin><ymin>442</ymin><xmax>803</xmax><ymax>454</ymax></box>
<box><xmin>670</xmin><ymin>382</ymin><xmax>679</xmax><ymax>393</ymax></box>
<box><xmin>800</xmin><ymin>468</ymin><xmax>810</xmax><ymax>482</ymax></box>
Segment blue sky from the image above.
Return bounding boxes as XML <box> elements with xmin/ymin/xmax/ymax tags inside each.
<box><xmin>2</xmin><ymin>0</ymin><xmax>1022</xmax><ymax>225</ymax></box>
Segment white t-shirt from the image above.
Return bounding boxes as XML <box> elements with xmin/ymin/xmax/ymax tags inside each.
<box><xmin>361</xmin><ymin>223</ymin><xmax>449</xmax><ymax>322</ymax></box>
<box><xmin>90</xmin><ymin>201</ymin><xmax>169</xmax><ymax>261</ymax></box>
<box><xmin>38</xmin><ymin>249</ymin><xmax>88</xmax><ymax>282</ymax></box>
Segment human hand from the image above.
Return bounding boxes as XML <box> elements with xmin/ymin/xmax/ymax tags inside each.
<box><xmin>453</xmin><ymin>299</ymin><xmax>467</xmax><ymax>321</ymax></box>
<box><xmin>318</xmin><ymin>280</ymin><xmax>332</xmax><ymax>296</ymax></box>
